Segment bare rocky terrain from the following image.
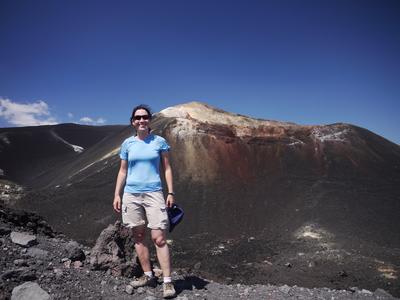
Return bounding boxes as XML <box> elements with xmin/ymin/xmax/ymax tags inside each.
<box><xmin>0</xmin><ymin>202</ymin><xmax>398</xmax><ymax>300</ymax></box>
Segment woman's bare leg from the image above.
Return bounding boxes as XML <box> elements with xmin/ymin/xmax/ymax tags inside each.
<box><xmin>133</xmin><ymin>225</ymin><xmax>151</xmax><ymax>272</ymax></box>
<box><xmin>151</xmin><ymin>229</ymin><xmax>171</xmax><ymax>277</ymax></box>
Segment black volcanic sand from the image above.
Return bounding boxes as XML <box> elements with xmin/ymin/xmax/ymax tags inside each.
<box><xmin>14</xmin><ymin>180</ymin><xmax>400</xmax><ymax>298</ymax></box>
<box><xmin>169</xmin><ymin>231</ymin><xmax>400</xmax><ymax>298</ymax></box>
<box><xmin>0</xmin><ymin>206</ymin><xmax>398</xmax><ymax>300</ymax></box>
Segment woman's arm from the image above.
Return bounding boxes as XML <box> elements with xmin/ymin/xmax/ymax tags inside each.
<box><xmin>113</xmin><ymin>160</ymin><xmax>128</xmax><ymax>212</ymax></box>
<box><xmin>161</xmin><ymin>151</ymin><xmax>175</xmax><ymax>208</ymax></box>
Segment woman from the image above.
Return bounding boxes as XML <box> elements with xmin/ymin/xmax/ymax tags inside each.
<box><xmin>113</xmin><ymin>104</ymin><xmax>176</xmax><ymax>299</ymax></box>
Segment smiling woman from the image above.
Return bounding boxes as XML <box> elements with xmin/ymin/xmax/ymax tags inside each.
<box><xmin>112</xmin><ymin>104</ymin><xmax>177</xmax><ymax>299</ymax></box>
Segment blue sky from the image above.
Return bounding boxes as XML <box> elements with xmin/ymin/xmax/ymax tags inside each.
<box><xmin>1</xmin><ymin>0</ymin><xmax>399</xmax><ymax>143</ymax></box>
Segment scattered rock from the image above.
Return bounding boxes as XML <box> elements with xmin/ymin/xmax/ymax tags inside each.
<box><xmin>153</xmin><ymin>267</ymin><xmax>163</xmax><ymax>277</ymax></box>
<box><xmin>89</xmin><ymin>221</ymin><xmax>141</xmax><ymax>277</ymax></box>
<box><xmin>11</xmin><ymin>281</ymin><xmax>50</xmax><ymax>300</ymax></box>
<box><xmin>284</xmin><ymin>262</ymin><xmax>292</xmax><ymax>268</ymax></box>
<box><xmin>63</xmin><ymin>260</ymin><xmax>71</xmax><ymax>268</ymax></box>
<box><xmin>360</xmin><ymin>289</ymin><xmax>373</xmax><ymax>295</ymax></box>
<box><xmin>125</xmin><ymin>285</ymin><xmax>134</xmax><ymax>294</ymax></box>
<box><xmin>73</xmin><ymin>260</ymin><xmax>83</xmax><ymax>269</ymax></box>
<box><xmin>65</xmin><ymin>241</ymin><xmax>86</xmax><ymax>262</ymax></box>
<box><xmin>10</xmin><ymin>232</ymin><xmax>37</xmax><ymax>247</ymax></box>
<box><xmin>27</xmin><ymin>247</ymin><xmax>49</xmax><ymax>259</ymax></box>
<box><xmin>279</xmin><ymin>284</ymin><xmax>291</xmax><ymax>294</ymax></box>
<box><xmin>13</xmin><ymin>259</ymin><xmax>28</xmax><ymax>267</ymax></box>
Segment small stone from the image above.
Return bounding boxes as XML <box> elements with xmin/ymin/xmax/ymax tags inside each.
<box><xmin>113</xmin><ymin>285</ymin><xmax>118</xmax><ymax>291</ymax></box>
<box><xmin>64</xmin><ymin>260</ymin><xmax>71</xmax><ymax>269</ymax></box>
<box><xmin>65</xmin><ymin>241</ymin><xmax>86</xmax><ymax>262</ymax></box>
<box><xmin>285</xmin><ymin>262</ymin><xmax>292</xmax><ymax>268</ymax></box>
<box><xmin>144</xmin><ymin>296</ymin><xmax>156</xmax><ymax>300</ymax></box>
<box><xmin>13</xmin><ymin>259</ymin><xmax>28</xmax><ymax>267</ymax></box>
<box><xmin>10</xmin><ymin>232</ymin><xmax>37</xmax><ymax>247</ymax></box>
<box><xmin>349</xmin><ymin>287</ymin><xmax>359</xmax><ymax>292</ymax></box>
<box><xmin>73</xmin><ymin>261</ymin><xmax>83</xmax><ymax>269</ymax></box>
<box><xmin>153</xmin><ymin>267</ymin><xmax>163</xmax><ymax>277</ymax></box>
<box><xmin>360</xmin><ymin>289</ymin><xmax>373</xmax><ymax>295</ymax></box>
<box><xmin>279</xmin><ymin>285</ymin><xmax>291</xmax><ymax>294</ymax></box>
<box><xmin>27</xmin><ymin>248</ymin><xmax>49</xmax><ymax>259</ymax></box>
<box><xmin>137</xmin><ymin>287</ymin><xmax>145</xmax><ymax>294</ymax></box>
<box><xmin>194</xmin><ymin>262</ymin><xmax>201</xmax><ymax>270</ymax></box>
<box><xmin>53</xmin><ymin>268</ymin><xmax>63</xmax><ymax>278</ymax></box>
<box><xmin>125</xmin><ymin>285</ymin><xmax>134</xmax><ymax>294</ymax></box>
<box><xmin>11</xmin><ymin>282</ymin><xmax>50</xmax><ymax>300</ymax></box>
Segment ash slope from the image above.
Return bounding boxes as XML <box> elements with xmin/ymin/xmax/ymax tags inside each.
<box><xmin>1</xmin><ymin>101</ymin><xmax>400</xmax><ymax>295</ymax></box>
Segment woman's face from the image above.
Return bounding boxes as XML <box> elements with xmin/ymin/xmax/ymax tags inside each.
<box><xmin>132</xmin><ymin>108</ymin><xmax>151</xmax><ymax>132</ymax></box>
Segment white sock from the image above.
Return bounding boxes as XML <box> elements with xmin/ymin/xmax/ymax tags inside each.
<box><xmin>144</xmin><ymin>271</ymin><xmax>153</xmax><ymax>278</ymax></box>
<box><xmin>163</xmin><ymin>276</ymin><xmax>172</xmax><ymax>283</ymax></box>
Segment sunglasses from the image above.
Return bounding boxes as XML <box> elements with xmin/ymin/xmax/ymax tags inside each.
<box><xmin>133</xmin><ymin>115</ymin><xmax>150</xmax><ymax>121</ymax></box>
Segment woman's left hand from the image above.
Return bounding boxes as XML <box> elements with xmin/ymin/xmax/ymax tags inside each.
<box><xmin>166</xmin><ymin>194</ymin><xmax>175</xmax><ymax>208</ymax></box>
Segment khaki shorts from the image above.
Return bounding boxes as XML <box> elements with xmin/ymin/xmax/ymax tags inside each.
<box><xmin>122</xmin><ymin>191</ymin><xmax>169</xmax><ymax>230</ymax></box>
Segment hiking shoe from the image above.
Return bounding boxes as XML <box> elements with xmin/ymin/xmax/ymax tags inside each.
<box><xmin>163</xmin><ymin>282</ymin><xmax>176</xmax><ymax>299</ymax></box>
<box><xmin>129</xmin><ymin>275</ymin><xmax>155</xmax><ymax>288</ymax></box>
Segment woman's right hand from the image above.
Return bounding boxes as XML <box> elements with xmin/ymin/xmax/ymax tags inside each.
<box><xmin>113</xmin><ymin>195</ymin><xmax>121</xmax><ymax>213</ymax></box>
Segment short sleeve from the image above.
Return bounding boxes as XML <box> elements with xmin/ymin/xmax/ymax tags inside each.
<box><xmin>119</xmin><ymin>141</ymin><xmax>128</xmax><ymax>160</ymax></box>
<box><xmin>159</xmin><ymin>137</ymin><xmax>170</xmax><ymax>153</ymax></box>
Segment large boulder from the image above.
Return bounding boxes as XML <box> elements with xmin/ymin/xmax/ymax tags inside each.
<box><xmin>90</xmin><ymin>221</ymin><xmax>141</xmax><ymax>277</ymax></box>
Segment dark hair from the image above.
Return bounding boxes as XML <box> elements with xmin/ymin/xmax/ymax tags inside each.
<box><xmin>130</xmin><ymin>104</ymin><xmax>152</xmax><ymax>123</ymax></box>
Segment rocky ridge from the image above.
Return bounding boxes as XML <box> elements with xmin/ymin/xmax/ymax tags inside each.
<box><xmin>0</xmin><ymin>203</ymin><xmax>397</xmax><ymax>300</ymax></box>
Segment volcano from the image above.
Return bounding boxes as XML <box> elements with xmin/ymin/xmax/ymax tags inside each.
<box><xmin>1</xmin><ymin>101</ymin><xmax>399</xmax><ymax>295</ymax></box>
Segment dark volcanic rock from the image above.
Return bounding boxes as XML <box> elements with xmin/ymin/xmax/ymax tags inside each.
<box><xmin>0</xmin><ymin>205</ymin><xmax>54</xmax><ymax>237</ymax></box>
<box><xmin>90</xmin><ymin>221</ymin><xmax>141</xmax><ymax>277</ymax></box>
<box><xmin>65</xmin><ymin>241</ymin><xmax>85</xmax><ymax>262</ymax></box>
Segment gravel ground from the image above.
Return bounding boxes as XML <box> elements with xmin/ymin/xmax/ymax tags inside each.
<box><xmin>0</xmin><ymin>217</ymin><xmax>398</xmax><ymax>300</ymax></box>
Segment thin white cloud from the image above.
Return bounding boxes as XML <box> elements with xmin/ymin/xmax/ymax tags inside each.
<box><xmin>79</xmin><ymin>116</ymin><xmax>106</xmax><ymax>125</ymax></box>
<box><xmin>67</xmin><ymin>112</ymin><xmax>74</xmax><ymax>118</ymax></box>
<box><xmin>0</xmin><ymin>97</ymin><xmax>58</xmax><ymax>126</ymax></box>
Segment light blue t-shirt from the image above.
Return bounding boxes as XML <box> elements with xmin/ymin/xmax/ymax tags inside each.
<box><xmin>120</xmin><ymin>134</ymin><xmax>170</xmax><ymax>193</ymax></box>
